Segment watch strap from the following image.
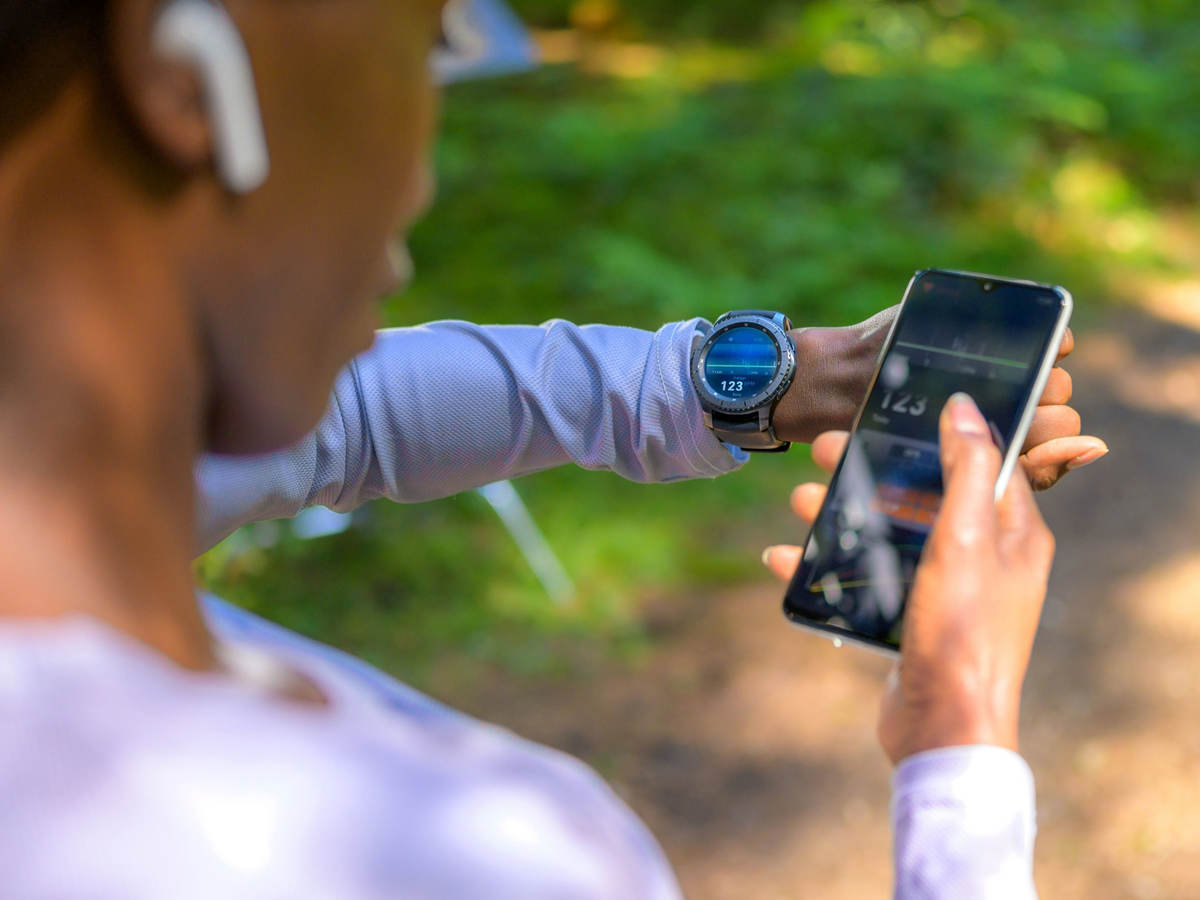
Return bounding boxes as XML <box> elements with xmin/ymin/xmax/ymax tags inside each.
<box><xmin>709</xmin><ymin>409</ymin><xmax>790</xmax><ymax>452</ymax></box>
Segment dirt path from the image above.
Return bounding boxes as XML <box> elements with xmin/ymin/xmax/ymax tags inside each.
<box><xmin>430</xmin><ymin>306</ymin><xmax>1200</xmax><ymax>899</ymax></box>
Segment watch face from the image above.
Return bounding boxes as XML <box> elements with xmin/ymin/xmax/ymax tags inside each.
<box><xmin>703</xmin><ymin>324</ymin><xmax>781</xmax><ymax>401</ymax></box>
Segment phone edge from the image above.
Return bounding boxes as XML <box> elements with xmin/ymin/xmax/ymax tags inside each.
<box><xmin>993</xmin><ymin>286</ymin><xmax>1074</xmax><ymax>501</ymax></box>
<box><xmin>784</xmin><ymin>619</ymin><xmax>902</xmax><ymax>658</ymax></box>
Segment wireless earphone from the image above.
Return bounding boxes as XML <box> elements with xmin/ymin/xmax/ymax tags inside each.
<box><xmin>152</xmin><ymin>0</ymin><xmax>270</xmax><ymax>193</ymax></box>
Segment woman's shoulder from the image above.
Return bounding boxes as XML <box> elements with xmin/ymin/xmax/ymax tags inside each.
<box><xmin>0</xmin><ymin>606</ymin><xmax>682</xmax><ymax>900</ymax></box>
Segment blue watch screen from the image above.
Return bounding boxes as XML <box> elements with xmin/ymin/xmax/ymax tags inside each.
<box><xmin>704</xmin><ymin>325</ymin><xmax>779</xmax><ymax>400</ymax></box>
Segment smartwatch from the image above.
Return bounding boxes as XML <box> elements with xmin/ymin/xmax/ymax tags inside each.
<box><xmin>690</xmin><ymin>310</ymin><xmax>797</xmax><ymax>452</ymax></box>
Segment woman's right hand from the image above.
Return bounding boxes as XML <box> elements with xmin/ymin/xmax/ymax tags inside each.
<box><xmin>763</xmin><ymin>394</ymin><xmax>1057</xmax><ymax>765</ymax></box>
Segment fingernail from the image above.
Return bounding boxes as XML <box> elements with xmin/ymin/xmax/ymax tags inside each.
<box><xmin>947</xmin><ymin>393</ymin><xmax>988</xmax><ymax>436</ymax></box>
<box><xmin>1066</xmin><ymin>447</ymin><xmax>1109</xmax><ymax>470</ymax></box>
<box><xmin>761</xmin><ymin>547</ymin><xmax>775</xmax><ymax>567</ymax></box>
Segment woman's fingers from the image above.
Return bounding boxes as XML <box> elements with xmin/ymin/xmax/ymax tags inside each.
<box><xmin>1056</xmin><ymin>327</ymin><xmax>1075</xmax><ymax>361</ymax></box>
<box><xmin>928</xmin><ymin>394</ymin><xmax>1002</xmax><ymax>556</ymax></box>
<box><xmin>761</xmin><ymin>544</ymin><xmax>803</xmax><ymax>581</ymax></box>
<box><xmin>1022</xmin><ymin>404</ymin><xmax>1083</xmax><ymax>452</ymax></box>
<box><xmin>766</xmin><ymin>436</ymin><xmax>843</xmax><ymax>586</ymax></box>
<box><xmin>790</xmin><ymin>482</ymin><xmax>827</xmax><ymax>523</ymax></box>
<box><xmin>996</xmin><ymin>453</ymin><xmax>1055</xmax><ymax>568</ymax></box>
<box><xmin>1020</xmin><ymin>434</ymin><xmax>1109</xmax><ymax>490</ymax></box>
<box><xmin>1037</xmin><ymin>367</ymin><xmax>1072</xmax><ymax>407</ymax></box>
<box><xmin>764</xmin><ymin>483</ymin><xmax>828</xmax><ymax>582</ymax></box>
<box><xmin>811</xmin><ymin>430</ymin><xmax>849</xmax><ymax>473</ymax></box>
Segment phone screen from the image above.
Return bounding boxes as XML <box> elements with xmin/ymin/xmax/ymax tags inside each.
<box><xmin>783</xmin><ymin>270</ymin><xmax>1069</xmax><ymax>651</ymax></box>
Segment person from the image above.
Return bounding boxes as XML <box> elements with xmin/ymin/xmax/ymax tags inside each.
<box><xmin>0</xmin><ymin>0</ymin><xmax>1104</xmax><ymax>897</ymax></box>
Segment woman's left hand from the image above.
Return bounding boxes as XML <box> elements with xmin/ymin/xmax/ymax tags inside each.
<box><xmin>774</xmin><ymin>315</ymin><xmax>1107</xmax><ymax>491</ymax></box>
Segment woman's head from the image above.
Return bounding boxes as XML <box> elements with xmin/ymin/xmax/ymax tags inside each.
<box><xmin>0</xmin><ymin>0</ymin><xmax>446</xmax><ymax>453</ymax></box>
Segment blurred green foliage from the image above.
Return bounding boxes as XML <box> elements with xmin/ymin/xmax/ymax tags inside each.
<box><xmin>197</xmin><ymin>0</ymin><xmax>1200</xmax><ymax>685</ymax></box>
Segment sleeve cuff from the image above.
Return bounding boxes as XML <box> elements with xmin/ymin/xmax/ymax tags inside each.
<box><xmin>892</xmin><ymin>745</ymin><xmax>1035</xmax><ymax>821</ymax></box>
<box><xmin>656</xmin><ymin>318</ymin><xmax>749</xmax><ymax>478</ymax></box>
<box><xmin>891</xmin><ymin>746</ymin><xmax>1038</xmax><ymax>899</ymax></box>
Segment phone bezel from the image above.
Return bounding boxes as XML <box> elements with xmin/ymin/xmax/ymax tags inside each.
<box><xmin>690</xmin><ymin>314</ymin><xmax>798</xmax><ymax>415</ymax></box>
<box><xmin>781</xmin><ymin>268</ymin><xmax>1074</xmax><ymax>656</ymax></box>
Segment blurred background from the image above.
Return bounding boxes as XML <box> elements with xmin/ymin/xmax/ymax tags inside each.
<box><xmin>198</xmin><ymin>1</ymin><xmax>1200</xmax><ymax>896</ymax></box>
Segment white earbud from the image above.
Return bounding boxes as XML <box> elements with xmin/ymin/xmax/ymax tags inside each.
<box><xmin>152</xmin><ymin>0</ymin><xmax>270</xmax><ymax>194</ymax></box>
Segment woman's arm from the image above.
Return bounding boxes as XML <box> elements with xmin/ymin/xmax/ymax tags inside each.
<box><xmin>195</xmin><ymin>319</ymin><xmax>745</xmax><ymax>553</ymax></box>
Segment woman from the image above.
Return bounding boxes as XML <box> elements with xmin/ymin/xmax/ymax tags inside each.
<box><xmin>0</xmin><ymin>1</ymin><xmax>1103</xmax><ymax>897</ymax></box>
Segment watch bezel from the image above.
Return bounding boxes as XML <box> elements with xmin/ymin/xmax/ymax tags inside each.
<box><xmin>691</xmin><ymin>314</ymin><xmax>797</xmax><ymax>415</ymax></box>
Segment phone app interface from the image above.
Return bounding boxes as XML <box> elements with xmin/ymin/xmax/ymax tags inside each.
<box><xmin>785</xmin><ymin>273</ymin><xmax>1065</xmax><ymax>648</ymax></box>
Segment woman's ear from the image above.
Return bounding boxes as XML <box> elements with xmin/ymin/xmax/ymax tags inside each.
<box><xmin>108</xmin><ymin>0</ymin><xmax>269</xmax><ymax>194</ymax></box>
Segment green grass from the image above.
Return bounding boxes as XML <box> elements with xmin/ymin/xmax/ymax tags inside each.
<box><xmin>197</xmin><ymin>0</ymin><xmax>1200</xmax><ymax>687</ymax></box>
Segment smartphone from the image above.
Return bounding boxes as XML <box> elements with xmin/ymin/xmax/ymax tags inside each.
<box><xmin>782</xmin><ymin>268</ymin><xmax>1073</xmax><ymax>656</ymax></box>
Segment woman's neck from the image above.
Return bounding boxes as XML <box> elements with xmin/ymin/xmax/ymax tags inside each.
<box><xmin>0</xmin><ymin>95</ymin><xmax>214</xmax><ymax>670</ymax></box>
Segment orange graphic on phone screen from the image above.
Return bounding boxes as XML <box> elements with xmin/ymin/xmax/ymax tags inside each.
<box><xmin>871</xmin><ymin>483</ymin><xmax>941</xmax><ymax>529</ymax></box>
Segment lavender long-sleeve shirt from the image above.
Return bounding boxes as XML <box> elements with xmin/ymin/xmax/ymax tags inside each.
<box><xmin>0</xmin><ymin>320</ymin><xmax>1037</xmax><ymax>898</ymax></box>
<box><xmin>194</xmin><ymin>319</ymin><xmax>745</xmax><ymax>551</ymax></box>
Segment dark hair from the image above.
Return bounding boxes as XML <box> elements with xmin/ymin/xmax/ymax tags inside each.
<box><xmin>0</xmin><ymin>2</ymin><xmax>108</xmax><ymax>146</ymax></box>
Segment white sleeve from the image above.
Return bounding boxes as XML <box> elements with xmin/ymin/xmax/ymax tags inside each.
<box><xmin>891</xmin><ymin>746</ymin><xmax>1038</xmax><ymax>899</ymax></box>
<box><xmin>195</xmin><ymin>318</ymin><xmax>746</xmax><ymax>553</ymax></box>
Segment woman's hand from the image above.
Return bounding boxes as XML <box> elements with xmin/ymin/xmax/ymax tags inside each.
<box><xmin>772</xmin><ymin>311</ymin><xmax>1106</xmax><ymax>491</ymax></box>
<box><xmin>764</xmin><ymin>394</ymin><xmax>1056</xmax><ymax>764</ymax></box>
<box><xmin>1019</xmin><ymin>327</ymin><xmax>1107</xmax><ymax>490</ymax></box>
